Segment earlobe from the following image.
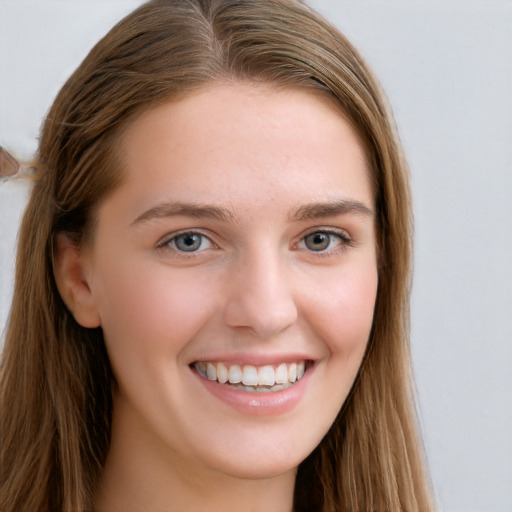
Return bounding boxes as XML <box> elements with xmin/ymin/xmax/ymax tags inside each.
<box><xmin>53</xmin><ymin>233</ymin><xmax>101</xmax><ymax>328</ymax></box>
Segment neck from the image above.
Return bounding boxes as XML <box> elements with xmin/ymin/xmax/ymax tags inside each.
<box><xmin>93</xmin><ymin>396</ymin><xmax>296</xmax><ymax>512</ymax></box>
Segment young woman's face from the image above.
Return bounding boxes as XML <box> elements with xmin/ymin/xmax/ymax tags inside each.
<box><xmin>82</xmin><ymin>83</ymin><xmax>378</xmax><ymax>480</ymax></box>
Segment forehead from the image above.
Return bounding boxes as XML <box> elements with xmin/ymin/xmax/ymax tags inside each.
<box><xmin>108</xmin><ymin>82</ymin><xmax>373</xmax><ymax>221</ymax></box>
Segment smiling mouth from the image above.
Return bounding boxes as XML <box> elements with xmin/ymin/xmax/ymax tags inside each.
<box><xmin>192</xmin><ymin>361</ymin><xmax>311</xmax><ymax>392</ymax></box>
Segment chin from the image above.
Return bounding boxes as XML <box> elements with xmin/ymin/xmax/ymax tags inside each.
<box><xmin>195</xmin><ymin>429</ymin><xmax>320</xmax><ymax>481</ymax></box>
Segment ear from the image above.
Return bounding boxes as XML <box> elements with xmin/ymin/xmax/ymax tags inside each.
<box><xmin>53</xmin><ymin>233</ymin><xmax>101</xmax><ymax>328</ymax></box>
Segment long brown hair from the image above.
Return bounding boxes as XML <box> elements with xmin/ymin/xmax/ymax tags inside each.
<box><xmin>0</xmin><ymin>1</ymin><xmax>433</xmax><ymax>510</ymax></box>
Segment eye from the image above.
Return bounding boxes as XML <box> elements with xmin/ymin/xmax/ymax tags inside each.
<box><xmin>163</xmin><ymin>232</ymin><xmax>213</xmax><ymax>252</ymax></box>
<box><xmin>299</xmin><ymin>230</ymin><xmax>350</xmax><ymax>252</ymax></box>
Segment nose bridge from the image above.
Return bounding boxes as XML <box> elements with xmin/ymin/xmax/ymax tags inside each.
<box><xmin>223</xmin><ymin>244</ymin><xmax>298</xmax><ymax>338</ymax></box>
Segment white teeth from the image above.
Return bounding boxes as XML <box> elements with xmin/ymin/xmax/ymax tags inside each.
<box><xmin>206</xmin><ymin>362</ymin><xmax>217</xmax><ymax>381</ymax></box>
<box><xmin>217</xmin><ymin>362</ymin><xmax>228</xmax><ymax>384</ymax></box>
<box><xmin>258</xmin><ymin>365</ymin><xmax>275</xmax><ymax>386</ymax></box>
<box><xmin>297</xmin><ymin>361</ymin><xmax>305</xmax><ymax>380</ymax></box>
<box><xmin>195</xmin><ymin>362</ymin><xmax>207</xmax><ymax>378</ymax></box>
<box><xmin>275</xmin><ymin>363</ymin><xmax>288</xmax><ymax>384</ymax></box>
<box><xmin>195</xmin><ymin>360</ymin><xmax>309</xmax><ymax>389</ymax></box>
<box><xmin>241</xmin><ymin>365</ymin><xmax>259</xmax><ymax>386</ymax></box>
<box><xmin>288</xmin><ymin>362</ymin><xmax>297</xmax><ymax>383</ymax></box>
<box><xmin>228</xmin><ymin>364</ymin><xmax>242</xmax><ymax>384</ymax></box>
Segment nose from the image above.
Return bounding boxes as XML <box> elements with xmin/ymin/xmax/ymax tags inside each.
<box><xmin>223</xmin><ymin>248</ymin><xmax>298</xmax><ymax>338</ymax></box>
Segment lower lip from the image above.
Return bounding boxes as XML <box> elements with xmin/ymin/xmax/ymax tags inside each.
<box><xmin>193</xmin><ymin>365</ymin><xmax>313</xmax><ymax>416</ymax></box>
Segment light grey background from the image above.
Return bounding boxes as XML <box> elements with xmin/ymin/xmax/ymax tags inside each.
<box><xmin>1</xmin><ymin>1</ymin><xmax>511</xmax><ymax>511</ymax></box>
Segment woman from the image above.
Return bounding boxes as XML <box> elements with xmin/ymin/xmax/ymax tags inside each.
<box><xmin>0</xmin><ymin>0</ymin><xmax>433</xmax><ymax>510</ymax></box>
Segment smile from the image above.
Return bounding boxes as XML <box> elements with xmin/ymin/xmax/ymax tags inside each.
<box><xmin>193</xmin><ymin>361</ymin><xmax>308</xmax><ymax>392</ymax></box>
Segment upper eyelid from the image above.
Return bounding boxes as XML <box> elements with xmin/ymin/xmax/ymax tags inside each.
<box><xmin>293</xmin><ymin>229</ymin><xmax>353</xmax><ymax>254</ymax></box>
<box><xmin>155</xmin><ymin>226</ymin><xmax>353</xmax><ymax>250</ymax></box>
<box><xmin>157</xmin><ymin>229</ymin><xmax>216</xmax><ymax>248</ymax></box>
<box><xmin>299</xmin><ymin>226</ymin><xmax>351</xmax><ymax>240</ymax></box>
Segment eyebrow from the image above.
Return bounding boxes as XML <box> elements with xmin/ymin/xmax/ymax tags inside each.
<box><xmin>290</xmin><ymin>199</ymin><xmax>374</xmax><ymax>221</ymax></box>
<box><xmin>132</xmin><ymin>202</ymin><xmax>235</xmax><ymax>225</ymax></box>
<box><xmin>132</xmin><ymin>198</ymin><xmax>374</xmax><ymax>226</ymax></box>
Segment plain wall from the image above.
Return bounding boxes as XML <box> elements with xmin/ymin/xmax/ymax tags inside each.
<box><xmin>1</xmin><ymin>1</ymin><xmax>511</xmax><ymax>511</ymax></box>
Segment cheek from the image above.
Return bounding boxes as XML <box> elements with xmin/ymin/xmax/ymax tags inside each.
<box><xmin>305</xmin><ymin>263</ymin><xmax>378</xmax><ymax>356</ymax></box>
<box><xmin>91</xmin><ymin>261</ymin><xmax>218</xmax><ymax>362</ymax></box>
<box><xmin>297</xmin><ymin>263</ymin><xmax>378</xmax><ymax>438</ymax></box>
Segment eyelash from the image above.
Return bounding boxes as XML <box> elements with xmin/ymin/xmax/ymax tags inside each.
<box><xmin>296</xmin><ymin>228</ymin><xmax>353</xmax><ymax>255</ymax></box>
<box><xmin>158</xmin><ymin>228</ymin><xmax>352</xmax><ymax>256</ymax></box>
<box><xmin>158</xmin><ymin>230</ymin><xmax>215</xmax><ymax>253</ymax></box>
